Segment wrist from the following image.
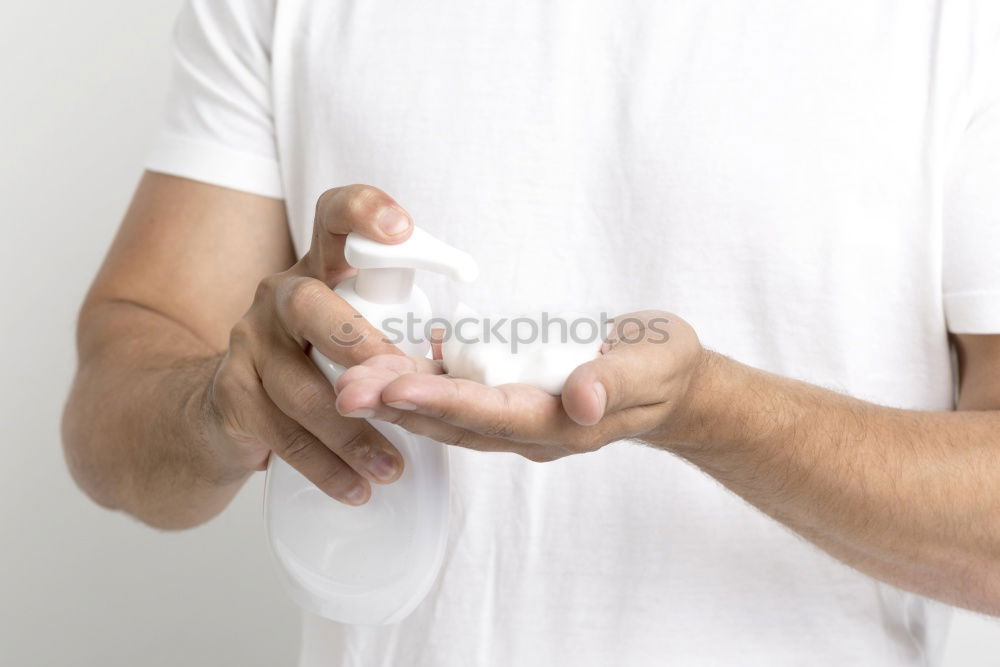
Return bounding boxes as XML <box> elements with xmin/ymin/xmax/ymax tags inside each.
<box><xmin>652</xmin><ymin>348</ymin><xmax>736</xmax><ymax>452</ymax></box>
<box><xmin>190</xmin><ymin>362</ymin><xmax>257</xmax><ymax>487</ymax></box>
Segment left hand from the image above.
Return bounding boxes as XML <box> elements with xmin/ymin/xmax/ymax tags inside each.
<box><xmin>333</xmin><ymin>311</ymin><xmax>708</xmax><ymax>461</ymax></box>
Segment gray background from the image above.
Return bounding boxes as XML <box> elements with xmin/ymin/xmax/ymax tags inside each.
<box><xmin>0</xmin><ymin>1</ymin><xmax>997</xmax><ymax>665</ymax></box>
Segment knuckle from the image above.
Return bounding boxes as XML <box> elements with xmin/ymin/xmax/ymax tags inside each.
<box><xmin>212</xmin><ymin>368</ymin><xmax>239</xmax><ymax>407</ymax></box>
<box><xmin>208</xmin><ymin>365</ymin><xmax>262</xmax><ymax>445</ymax></box>
<box><xmin>443</xmin><ymin>429</ymin><xmax>477</xmax><ymax>450</ymax></box>
<box><xmin>314</xmin><ymin>187</ymin><xmax>337</xmax><ymax>217</ymax></box>
<box><xmin>476</xmin><ymin>390</ymin><xmax>516</xmax><ymax>439</ymax></box>
<box><xmin>283</xmin><ymin>278</ymin><xmax>327</xmax><ymax>323</ymax></box>
<box><xmin>343</xmin><ymin>184</ymin><xmax>385</xmax><ymax>221</ymax></box>
<box><xmin>480</xmin><ymin>418</ymin><xmax>515</xmax><ymax>440</ymax></box>
<box><xmin>336</xmin><ymin>429</ymin><xmax>376</xmax><ymax>460</ymax></box>
<box><xmin>279</xmin><ymin>427</ymin><xmax>317</xmax><ymax>461</ymax></box>
<box><xmin>289</xmin><ymin>381</ymin><xmax>330</xmax><ymax>417</ymax></box>
<box><xmin>227</xmin><ymin>321</ymin><xmax>252</xmax><ymax>350</ymax></box>
<box><xmin>424</xmin><ymin>389</ymin><xmax>463</xmax><ymax>423</ymax></box>
<box><xmin>212</xmin><ymin>361</ymin><xmax>256</xmax><ymax>411</ymax></box>
<box><xmin>314</xmin><ymin>458</ymin><xmax>356</xmax><ymax>495</ymax></box>
<box><xmin>253</xmin><ymin>274</ymin><xmax>282</xmax><ymax>306</ymax></box>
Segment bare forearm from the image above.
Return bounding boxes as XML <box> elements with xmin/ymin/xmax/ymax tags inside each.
<box><xmin>62</xmin><ymin>301</ymin><xmax>244</xmax><ymax>529</ymax></box>
<box><xmin>662</xmin><ymin>352</ymin><xmax>1000</xmax><ymax>613</ymax></box>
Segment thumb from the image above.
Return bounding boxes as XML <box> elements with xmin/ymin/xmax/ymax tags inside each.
<box><xmin>561</xmin><ymin>313</ymin><xmax>677</xmax><ymax>426</ymax></box>
<box><xmin>307</xmin><ymin>185</ymin><xmax>413</xmax><ymax>285</ymax></box>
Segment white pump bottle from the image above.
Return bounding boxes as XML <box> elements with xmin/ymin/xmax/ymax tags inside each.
<box><xmin>264</xmin><ymin>227</ymin><xmax>478</xmax><ymax>626</ymax></box>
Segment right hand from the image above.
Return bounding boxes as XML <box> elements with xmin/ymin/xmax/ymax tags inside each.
<box><xmin>203</xmin><ymin>185</ymin><xmax>414</xmax><ymax>505</ymax></box>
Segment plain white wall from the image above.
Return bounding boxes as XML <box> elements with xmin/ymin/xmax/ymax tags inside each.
<box><xmin>0</xmin><ymin>2</ymin><xmax>299</xmax><ymax>666</ymax></box>
<box><xmin>0</xmin><ymin>2</ymin><xmax>998</xmax><ymax>666</ymax></box>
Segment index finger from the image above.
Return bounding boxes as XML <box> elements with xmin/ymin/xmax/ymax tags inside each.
<box><xmin>271</xmin><ymin>274</ymin><xmax>402</xmax><ymax>366</ymax></box>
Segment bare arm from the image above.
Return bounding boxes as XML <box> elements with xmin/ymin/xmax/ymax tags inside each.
<box><xmin>62</xmin><ymin>173</ymin><xmax>291</xmax><ymax>527</ymax></box>
<box><xmin>669</xmin><ymin>335</ymin><xmax>1000</xmax><ymax>613</ymax></box>
<box><xmin>63</xmin><ymin>172</ymin><xmax>415</xmax><ymax>529</ymax></box>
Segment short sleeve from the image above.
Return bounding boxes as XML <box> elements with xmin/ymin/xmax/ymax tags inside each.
<box><xmin>942</xmin><ymin>15</ymin><xmax>1000</xmax><ymax>334</ymax></box>
<box><xmin>145</xmin><ymin>0</ymin><xmax>283</xmax><ymax>199</ymax></box>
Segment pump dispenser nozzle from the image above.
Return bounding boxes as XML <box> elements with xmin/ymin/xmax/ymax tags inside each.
<box><xmin>347</xmin><ymin>228</ymin><xmax>479</xmax><ymax>303</ymax></box>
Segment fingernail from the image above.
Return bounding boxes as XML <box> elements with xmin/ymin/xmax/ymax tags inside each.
<box><xmin>378</xmin><ymin>207</ymin><xmax>410</xmax><ymax>235</ymax></box>
<box><xmin>592</xmin><ymin>382</ymin><xmax>607</xmax><ymax>419</ymax></box>
<box><xmin>386</xmin><ymin>400</ymin><xmax>417</xmax><ymax>411</ymax></box>
<box><xmin>344</xmin><ymin>483</ymin><xmax>369</xmax><ymax>505</ymax></box>
<box><xmin>344</xmin><ymin>408</ymin><xmax>374</xmax><ymax>418</ymax></box>
<box><xmin>368</xmin><ymin>454</ymin><xmax>399</xmax><ymax>482</ymax></box>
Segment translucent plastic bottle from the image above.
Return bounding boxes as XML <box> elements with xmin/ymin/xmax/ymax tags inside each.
<box><xmin>264</xmin><ymin>228</ymin><xmax>478</xmax><ymax>625</ymax></box>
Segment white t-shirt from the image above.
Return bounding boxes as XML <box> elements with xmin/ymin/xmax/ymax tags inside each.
<box><xmin>147</xmin><ymin>1</ymin><xmax>1000</xmax><ymax>665</ymax></box>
